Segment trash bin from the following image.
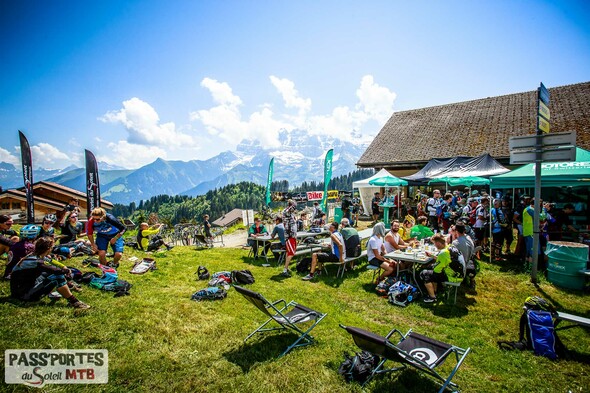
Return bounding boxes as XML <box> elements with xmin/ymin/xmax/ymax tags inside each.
<box><xmin>546</xmin><ymin>241</ymin><xmax>588</xmax><ymax>290</ymax></box>
<box><xmin>334</xmin><ymin>207</ymin><xmax>342</xmax><ymax>223</ymax></box>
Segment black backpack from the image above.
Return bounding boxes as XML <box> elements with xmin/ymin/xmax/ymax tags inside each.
<box><xmin>296</xmin><ymin>257</ymin><xmax>312</xmax><ymax>273</ymax></box>
<box><xmin>447</xmin><ymin>245</ymin><xmax>466</xmax><ymax>278</ymax></box>
<box><xmin>231</xmin><ymin>270</ymin><xmax>255</xmax><ymax>285</ymax></box>
<box><xmin>338</xmin><ymin>351</ymin><xmax>380</xmax><ymax>384</ymax></box>
<box><xmin>197</xmin><ymin>266</ymin><xmax>210</xmax><ymax>280</ymax></box>
<box><xmin>344</xmin><ymin>234</ymin><xmax>361</xmax><ymax>258</ymax></box>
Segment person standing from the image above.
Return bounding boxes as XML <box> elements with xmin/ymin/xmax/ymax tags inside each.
<box><xmin>426</xmin><ymin>190</ymin><xmax>442</xmax><ymax>233</ymax></box>
<box><xmin>500</xmin><ymin>197</ymin><xmax>514</xmax><ymax>255</ymax></box>
<box><xmin>202</xmin><ymin>214</ymin><xmax>213</xmax><ymax>241</ymax></box>
<box><xmin>371</xmin><ymin>192</ymin><xmax>381</xmax><ymax>223</ymax></box>
<box><xmin>87</xmin><ymin>207</ymin><xmax>126</xmax><ymax>268</ymax></box>
<box><xmin>281</xmin><ymin>199</ymin><xmax>298</xmax><ymax>277</ymax></box>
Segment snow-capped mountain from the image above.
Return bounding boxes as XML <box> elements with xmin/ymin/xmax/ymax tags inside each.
<box><xmin>0</xmin><ymin>130</ymin><xmax>368</xmax><ymax>204</ymax></box>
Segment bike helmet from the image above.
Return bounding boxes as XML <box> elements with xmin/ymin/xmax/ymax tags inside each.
<box><xmin>43</xmin><ymin>213</ymin><xmax>57</xmax><ymax>223</ymax></box>
<box><xmin>20</xmin><ymin>224</ymin><xmax>41</xmax><ymax>240</ymax></box>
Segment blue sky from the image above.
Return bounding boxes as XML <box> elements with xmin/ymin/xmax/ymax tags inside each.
<box><xmin>1</xmin><ymin>0</ymin><xmax>589</xmax><ymax>169</ymax></box>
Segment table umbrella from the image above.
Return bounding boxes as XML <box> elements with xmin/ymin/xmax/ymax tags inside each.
<box><xmin>368</xmin><ymin>175</ymin><xmax>408</xmax><ymax>220</ymax></box>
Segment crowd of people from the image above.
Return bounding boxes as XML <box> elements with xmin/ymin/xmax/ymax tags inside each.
<box><xmin>0</xmin><ymin>198</ymin><xmax>135</xmax><ymax>310</ymax></box>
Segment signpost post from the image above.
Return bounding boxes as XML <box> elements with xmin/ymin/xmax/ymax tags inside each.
<box><xmin>507</xmin><ymin>83</ymin><xmax>579</xmax><ymax>283</ymax></box>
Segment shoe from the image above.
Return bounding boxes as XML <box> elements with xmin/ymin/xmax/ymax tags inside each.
<box><xmin>423</xmin><ymin>296</ymin><xmax>437</xmax><ymax>303</ymax></box>
<box><xmin>48</xmin><ymin>291</ymin><xmax>62</xmax><ymax>300</ymax></box>
<box><xmin>69</xmin><ymin>301</ymin><xmax>91</xmax><ymax>310</ymax></box>
<box><xmin>166</xmin><ymin>245</ymin><xmax>174</xmax><ymax>251</ymax></box>
<box><xmin>302</xmin><ymin>273</ymin><xmax>315</xmax><ymax>281</ymax></box>
<box><xmin>70</xmin><ymin>283</ymin><xmax>83</xmax><ymax>292</ymax></box>
<box><xmin>280</xmin><ymin>270</ymin><xmax>292</xmax><ymax>277</ymax></box>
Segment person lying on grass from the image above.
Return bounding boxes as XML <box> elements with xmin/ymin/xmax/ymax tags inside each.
<box><xmin>10</xmin><ymin>237</ymin><xmax>90</xmax><ymax>309</ymax></box>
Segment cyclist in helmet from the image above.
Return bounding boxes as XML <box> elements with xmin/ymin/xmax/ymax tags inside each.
<box><xmin>4</xmin><ymin>224</ymin><xmax>40</xmax><ymax>279</ymax></box>
<box><xmin>38</xmin><ymin>213</ymin><xmax>57</xmax><ymax>239</ymax></box>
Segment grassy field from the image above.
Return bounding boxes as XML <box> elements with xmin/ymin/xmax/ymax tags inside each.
<box><xmin>0</xmin><ymin>242</ymin><xmax>589</xmax><ymax>392</ymax></box>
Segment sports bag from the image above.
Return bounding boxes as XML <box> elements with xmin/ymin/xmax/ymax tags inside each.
<box><xmin>338</xmin><ymin>351</ymin><xmax>380</xmax><ymax>384</ymax></box>
<box><xmin>231</xmin><ymin>270</ymin><xmax>255</xmax><ymax>285</ymax></box>
<box><xmin>191</xmin><ymin>287</ymin><xmax>227</xmax><ymax>301</ymax></box>
<box><xmin>388</xmin><ymin>280</ymin><xmax>418</xmax><ymax>307</ymax></box>
<box><xmin>103</xmin><ymin>280</ymin><xmax>132</xmax><ymax>297</ymax></box>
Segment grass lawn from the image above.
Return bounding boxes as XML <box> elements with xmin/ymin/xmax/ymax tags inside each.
<box><xmin>0</xmin><ymin>244</ymin><xmax>589</xmax><ymax>392</ymax></box>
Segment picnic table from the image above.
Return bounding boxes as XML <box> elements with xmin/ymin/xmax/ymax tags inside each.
<box><xmin>384</xmin><ymin>247</ymin><xmax>436</xmax><ymax>295</ymax></box>
<box><xmin>248</xmin><ymin>230</ymin><xmax>329</xmax><ymax>263</ymax></box>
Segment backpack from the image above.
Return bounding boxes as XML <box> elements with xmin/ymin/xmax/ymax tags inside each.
<box><xmin>89</xmin><ymin>272</ymin><xmax>118</xmax><ymax>289</ymax></box>
<box><xmin>197</xmin><ymin>266</ymin><xmax>210</xmax><ymax>280</ymax></box>
<box><xmin>338</xmin><ymin>351</ymin><xmax>380</xmax><ymax>384</ymax></box>
<box><xmin>231</xmin><ymin>270</ymin><xmax>255</xmax><ymax>285</ymax></box>
<box><xmin>296</xmin><ymin>257</ymin><xmax>312</xmax><ymax>273</ymax></box>
<box><xmin>447</xmin><ymin>245</ymin><xmax>466</xmax><ymax>279</ymax></box>
<box><xmin>388</xmin><ymin>280</ymin><xmax>418</xmax><ymax>307</ymax></box>
<box><xmin>498</xmin><ymin>296</ymin><xmax>565</xmax><ymax>359</ymax></box>
<box><xmin>344</xmin><ymin>234</ymin><xmax>361</xmax><ymax>258</ymax></box>
<box><xmin>191</xmin><ymin>287</ymin><xmax>228</xmax><ymax>301</ymax></box>
<box><xmin>208</xmin><ymin>272</ymin><xmax>232</xmax><ymax>288</ymax></box>
<box><xmin>103</xmin><ymin>280</ymin><xmax>132</xmax><ymax>297</ymax></box>
<box><xmin>67</xmin><ymin>267</ymin><xmax>83</xmax><ymax>282</ymax></box>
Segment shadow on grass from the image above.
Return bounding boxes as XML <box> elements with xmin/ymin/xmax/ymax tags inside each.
<box><xmin>368</xmin><ymin>368</ymin><xmax>444</xmax><ymax>393</ymax></box>
<box><xmin>223</xmin><ymin>333</ymin><xmax>300</xmax><ymax>372</ymax></box>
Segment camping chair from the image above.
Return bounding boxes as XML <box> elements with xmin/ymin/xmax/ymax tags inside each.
<box><xmin>340</xmin><ymin>324</ymin><xmax>470</xmax><ymax>392</ymax></box>
<box><xmin>234</xmin><ymin>285</ymin><xmax>327</xmax><ymax>358</ymax></box>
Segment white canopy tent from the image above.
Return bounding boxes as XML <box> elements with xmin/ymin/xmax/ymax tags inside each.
<box><xmin>352</xmin><ymin>168</ymin><xmax>395</xmax><ymax>215</ymax></box>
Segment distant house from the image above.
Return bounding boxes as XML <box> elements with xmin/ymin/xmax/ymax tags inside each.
<box><xmin>357</xmin><ymin>81</ymin><xmax>590</xmax><ymax>173</ymax></box>
<box><xmin>0</xmin><ymin>181</ymin><xmax>114</xmax><ymax>223</ymax></box>
<box><xmin>212</xmin><ymin>208</ymin><xmax>256</xmax><ymax>228</ymax></box>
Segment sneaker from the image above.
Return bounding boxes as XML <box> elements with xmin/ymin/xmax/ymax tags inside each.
<box><xmin>280</xmin><ymin>270</ymin><xmax>292</xmax><ymax>277</ymax></box>
<box><xmin>423</xmin><ymin>296</ymin><xmax>437</xmax><ymax>303</ymax></box>
<box><xmin>166</xmin><ymin>245</ymin><xmax>174</xmax><ymax>251</ymax></box>
<box><xmin>70</xmin><ymin>283</ymin><xmax>83</xmax><ymax>292</ymax></box>
<box><xmin>69</xmin><ymin>301</ymin><xmax>91</xmax><ymax>310</ymax></box>
<box><xmin>302</xmin><ymin>273</ymin><xmax>315</xmax><ymax>281</ymax></box>
<box><xmin>48</xmin><ymin>291</ymin><xmax>62</xmax><ymax>300</ymax></box>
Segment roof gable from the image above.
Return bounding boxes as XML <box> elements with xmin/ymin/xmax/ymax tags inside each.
<box><xmin>357</xmin><ymin>82</ymin><xmax>590</xmax><ymax>168</ymax></box>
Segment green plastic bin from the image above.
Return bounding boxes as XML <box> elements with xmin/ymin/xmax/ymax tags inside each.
<box><xmin>546</xmin><ymin>241</ymin><xmax>588</xmax><ymax>290</ymax></box>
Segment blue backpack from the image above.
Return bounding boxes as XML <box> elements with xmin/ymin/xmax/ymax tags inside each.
<box><xmin>191</xmin><ymin>287</ymin><xmax>227</xmax><ymax>301</ymax></box>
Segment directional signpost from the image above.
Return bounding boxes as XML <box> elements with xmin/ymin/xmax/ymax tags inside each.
<box><xmin>508</xmin><ymin>83</ymin><xmax>576</xmax><ymax>283</ymax></box>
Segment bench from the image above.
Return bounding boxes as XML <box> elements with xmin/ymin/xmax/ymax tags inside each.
<box><xmin>442</xmin><ymin>281</ymin><xmax>461</xmax><ymax>305</ymax></box>
<box><xmin>322</xmin><ymin>250</ymin><xmax>367</xmax><ymax>278</ymax></box>
<box><xmin>555</xmin><ymin>311</ymin><xmax>590</xmax><ymax>330</ymax></box>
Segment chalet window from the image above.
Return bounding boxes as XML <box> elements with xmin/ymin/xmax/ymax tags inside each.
<box><xmin>1</xmin><ymin>202</ymin><xmax>9</xmax><ymax>210</ymax></box>
<box><xmin>11</xmin><ymin>202</ymin><xmax>21</xmax><ymax>209</ymax></box>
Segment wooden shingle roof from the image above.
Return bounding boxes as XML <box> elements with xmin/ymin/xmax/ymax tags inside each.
<box><xmin>357</xmin><ymin>82</ymin><xmax>590</xmax><ymax>168</ymax></box>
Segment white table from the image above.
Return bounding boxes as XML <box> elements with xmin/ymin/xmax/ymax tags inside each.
<box><xmin>384</xmin><ymin>249</ymin><xmax>436</xmax><ymax>295</ymax></box>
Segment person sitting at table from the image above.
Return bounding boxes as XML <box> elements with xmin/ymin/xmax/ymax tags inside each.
<box><xmin>420</xmin><ymin>233</ymin><xmax>462</xmax><ymax>303</ymax></box>
<box><xmin>410</xmin><ymin>216</ymin><xmax>434</xmax><ymax>241</ymax></box>
<box><xmin>384</xmin><ymin>219</ymin><xmax>410</xmax><ymax>253</ymax></box>
<box><xmin>296</xmin><ymin>212</ymin><xmax>307</xmax><ymax>232</ymax></box>
<box><xmin>399</xmin><ymin>215</ymin><xmax>416</xmax><ymax>243</ymax></box>
<box><xmin>302</xmin><ymin>221</ymin><xmax>345</xmax><ymax>281</ymax></box>
<box><xmin>248</xmin><ymin>217</ymin><xmax>269</xmax><ymax>259</ymax></box>
<box><xmin>340</xmin><ymin>218</ymin><xmax>361</xmax><ymax>259</ymax></box>
<box><xmin>268</xmin><ymin>216</ymin><xmax>286</xmax><ymax>259</ymax></box>
<box><xmin>366</xmin><ymin>222</ymin><xmax>398</xmax><ymax>284</ymax></box>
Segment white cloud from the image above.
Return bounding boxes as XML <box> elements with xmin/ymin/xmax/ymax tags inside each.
<box><xmin>269</xmin><ymin>75</ymin><xmax>311</xmax><ymax>117</ymax></box>
<box><xmin>97</xmin><ymin>140</ymin><xmax>167</xmax><ymax>169</ymax></box>
<box><xmin>30</xmin><ymin>143</ymin><xmax>72</xmax><ymax>169</ymax></box>
<box><xmin>355</xmin><ymin>75</ymin><xmax>397</xmax><ymax>124</ymax></box>
<box><xmin>100</xmin><ymin>97</ymin><xmax>195</xmax><ymax>147</ymax></box>
<box><xmin>0</xmin><ymin>147</ymin><xmax>19</xmax><ymax>166</ymax></box>
<box><xmin>190</xmin><ymin>74</ymin><xmax>396</xmax><ymax>148</ymax></box>
<box><xmin>191</xmin><ymin>78</ymin><xmax>293</xmax><ymax>148</ymax></box>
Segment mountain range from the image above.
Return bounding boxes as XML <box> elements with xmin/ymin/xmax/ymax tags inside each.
<box><xmin>0</xmin><ymin>130</ymin><xmax>367</xmax><ymax>204</ymax></box>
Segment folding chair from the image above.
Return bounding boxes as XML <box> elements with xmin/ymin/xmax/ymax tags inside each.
<box><xmin>234</xmin><ymin>285</ymin><xmax>327</xmax><ymax>357</ymax></box>
<box><xmin>340</xmin><ymin>324</ymin><xmax>470</xmax><ymax>392</ymax></box>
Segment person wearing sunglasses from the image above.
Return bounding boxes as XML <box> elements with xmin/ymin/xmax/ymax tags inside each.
<box><xmin>0</xmin><ymin>215</ymin><xmax>18</xmax><ymax>256</ymax></box>
<box><xmin>87</xmin><ymin>208</ymin><xmax>126</xmax><ymax>268</ymax></box>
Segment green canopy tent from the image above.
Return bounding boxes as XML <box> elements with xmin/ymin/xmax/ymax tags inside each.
<box><xmin>490</xmin><ymin>147</ymin><xmax>590</xmax><ymax>188</ymax></box>
<box><xmin>369</xmin><ymin>175</ymin><xmax>408</xmax><ymax>226</ymax></box>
